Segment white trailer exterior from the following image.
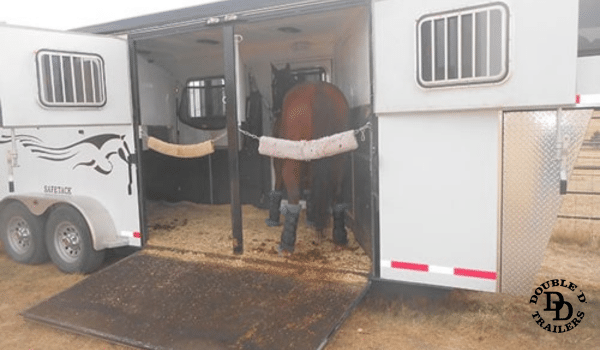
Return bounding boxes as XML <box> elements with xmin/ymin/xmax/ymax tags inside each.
<box><xmin>0</xmin><ymin>26</ymin><xmax>142</xmax><ymax>272</ymax></box>
<box><xmin>374</xmin><ymin>0</ymin><xmax>591</xmax><ymax>295</ymax></box>
<box><xmin>0</xmin><ymin>0</ymin><xmax>598</xmax><ymax>296</ymax></box>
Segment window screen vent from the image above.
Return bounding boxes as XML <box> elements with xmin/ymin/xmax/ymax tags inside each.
<box><xmin>417</xmin><ymin>2</ymin><xmax>509</xmax><ymax>88</ymax></box>
<box><xmin>36</xmin><ymin>50</ymin><xmax>106</xmax><ymax>107</ymax></box>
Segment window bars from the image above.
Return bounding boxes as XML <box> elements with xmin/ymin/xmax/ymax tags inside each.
<box><xmin>417</xmin><ymin>2</ymin><xmax>509</xmax><ymax>88</ymax></box>
<box><xmin>186</xmin><ymin>77</ymin><xmax>226</xmax><ymax>119</ymax></box>
<box><xmin>36</xmin><ymin>50</ymin><xmax>106</xmax><ymax>107</ymax></box>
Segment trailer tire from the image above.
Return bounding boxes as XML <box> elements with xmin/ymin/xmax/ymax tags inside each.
<box><xmin>45</xmin><ymin>205</ymin><xmax>105</xmax><ymax>274</ymax></box>
<box><xmin>0</xmin><ymin>201</ymin><xmax>49</xmax><ymax>264</ymax></box>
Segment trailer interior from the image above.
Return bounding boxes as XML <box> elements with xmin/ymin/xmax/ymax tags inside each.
<box><xmin>133</xmin><ymin>4</ymin><xmax>374</xmax><ymax>273</ymax></box>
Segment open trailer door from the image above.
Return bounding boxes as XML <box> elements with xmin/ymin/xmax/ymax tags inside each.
<box><xmin>373</xmin><ymin>0</ymin><xmax>582</xmax><ymax>293</ymax></box>
<box><xmin>0</xmin><ymin>25</ymin><xmax>143</xmax><ymax>257</ymax></box>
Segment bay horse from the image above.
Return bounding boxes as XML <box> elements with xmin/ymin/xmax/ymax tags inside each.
<box><xmin>269</xmin><ymin>69</ymin><xmax>350</xmax><ymax>254</ymax></box>
<box><xmin>265</xmin><ymin>64</ymin><xmax>309</xmax><ymax>227</ymax></box>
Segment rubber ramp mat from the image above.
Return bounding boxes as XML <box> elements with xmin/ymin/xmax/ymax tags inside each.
<box><xmin>22</xmin><ymin>252</ymin><xmax>367</xmax><ymax>350</ymax></box>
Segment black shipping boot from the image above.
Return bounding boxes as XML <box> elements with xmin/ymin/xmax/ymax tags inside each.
<box><xmin>278</xmin><ymin>204</ymin><xmax>301</xmax><ymax>253</ymax></box>
<box><xmin>332</xmin><ymin>203</ymin><xmax>348</xmax><ymax>246</ymax></box>
<box><xmin>265</xmin><ymin>190</ymin><xmax>283</xmax><ymax>227</ymax></box>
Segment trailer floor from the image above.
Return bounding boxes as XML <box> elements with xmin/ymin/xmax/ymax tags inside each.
<box><xmin>22</xmin><ymin>249</ymin><xmax>368</xmax><ymax>350</ymax></box>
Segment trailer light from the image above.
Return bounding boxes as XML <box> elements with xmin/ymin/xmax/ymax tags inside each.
<box><xmin>133</xmin><ymin>232</ymin><xmax>142</xmax><ymax>238</ymax></box>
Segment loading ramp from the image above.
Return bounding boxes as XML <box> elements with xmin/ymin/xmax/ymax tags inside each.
<box><xmin>22</xmin><ymin>248</ymin><xmax>369</xmax><ymax>350</ymax></box>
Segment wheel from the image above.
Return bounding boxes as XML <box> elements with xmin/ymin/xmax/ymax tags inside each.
<box><xmin>45</xmin><ymin>205</ymin><xmax>105</xmax><ymax>273</ymax></box>
<box><xmin>0</xmin><ymin>201</ymin><xmax>49</xmax><ymax>264</ymax></box>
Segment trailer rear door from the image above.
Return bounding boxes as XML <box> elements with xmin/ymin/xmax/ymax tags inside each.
<box><xmin>373</xmin><ymin>0</ymin><xmax>580</xmax><ymax>292</ymax></box>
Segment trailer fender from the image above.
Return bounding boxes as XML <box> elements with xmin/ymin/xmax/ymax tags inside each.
<box><xmin>1</xmin><ymin>195</ymin><xmax>126</xmax><ymax>251</ymax></box>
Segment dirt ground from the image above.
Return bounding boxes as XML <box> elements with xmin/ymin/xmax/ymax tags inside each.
<box><xmin>0</xmin><ymin>201</ymin><xmax>599</xmax><ymax>350</ymax></box>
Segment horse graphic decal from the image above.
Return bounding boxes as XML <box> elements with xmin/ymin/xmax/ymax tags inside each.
<box><xmin>0</xmin><ymin>133</ymin><xmax>135</xmax><ymax>195</ymax></box>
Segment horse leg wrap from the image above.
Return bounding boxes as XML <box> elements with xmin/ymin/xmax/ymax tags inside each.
<box><xmin>332</xmin><ymin>203</ymin><xmax>349</xmax><ymax>246</ymax></box>
<box><xmin>265</xmin><ymin>190</ymin><xmax>283</xmax><ymax>227</ymax></box>
<box><xmin>279</xmin><ymin>204</ymin><xmax>301</xmax><ymax>253</ymax></box>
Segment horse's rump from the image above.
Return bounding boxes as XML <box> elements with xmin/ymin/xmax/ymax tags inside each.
<box><xmin>280</xmin><ymin>82</ymin><xmax>349</xmax><ymax>140</ymax></box>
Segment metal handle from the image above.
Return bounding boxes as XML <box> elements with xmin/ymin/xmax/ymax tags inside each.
<box><xmin>557</xmin><ymin>108</ymin><xmax>569</xmax><ymax>195</ymax></box>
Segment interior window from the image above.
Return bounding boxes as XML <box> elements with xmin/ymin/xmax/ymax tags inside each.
<box><xmin>186</xmin><ymin>77</ymin><xmax>226</xmax><ymax>119</ymax></box>
<box><xmin>290</xmin><ymin>67</ymin><xmax>327</xmax><ymax>82</ymax></box>
<box><xmin>179</xmin><ymin>77</ymin><xmax>227</xmax><ymax>130</ymax></box>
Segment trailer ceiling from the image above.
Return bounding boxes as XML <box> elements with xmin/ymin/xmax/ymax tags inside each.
<box><xmin>134</xmin><ymin>6</ymin><xmax>364</xmax><ymax>73</ymax></box>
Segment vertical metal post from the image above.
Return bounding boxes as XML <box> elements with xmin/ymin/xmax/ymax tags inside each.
<box><xmin>208</xmin><ymin>153</ymin><xmax>214</xmax><ymax>205</ymax></box>
<box><xmin>367</xmin><ymin>8</ymin><xmax>380</xmax><ymax>279</ymax></box>
<box><xmin>458</xmin><ymin>14</ymin><xmax>462</xmax><ymax>79</ymax></box>
<box><xmin>128</xmin><ymin>39</ymin><xmax>148</xmax><ymax>246</ymax></box>
<box><xmin>223</xmin><ymin>25</ymin><xmax>243</xmax><ymax>254</ymax></box>
<box><xmin>557</xmin><ymin>108</ymin><xmax>569</xmax><ymax>195</ymax></box>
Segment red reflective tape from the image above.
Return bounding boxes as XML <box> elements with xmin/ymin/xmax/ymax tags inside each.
<box><xmin>576</xmin><ymin>94</ymin><xmax>581</xmax><ymax>104</ymax></box>
<box><xmin>391</xmin><ymin>261</ymin><xmax>429</xmax><ymax>272</ymax></box>
<box><xmin>133</xmin><ymin>231</ymin><xmax>142</xmax><ymax>238</ymax></box>
<box><xmin>454</xmin><ymin>268</ymin><xmax>497</xmax><ymax>280</ymax></box>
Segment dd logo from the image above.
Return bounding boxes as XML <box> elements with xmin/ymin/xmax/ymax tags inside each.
<box><xmin>529</xmin><ymin>279</ymin><xmax>587</xmax><ymax>333</ymax></box>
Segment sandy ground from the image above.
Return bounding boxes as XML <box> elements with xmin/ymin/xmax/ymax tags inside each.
<box><xmin>0</xmin><ymin>201</ymin><xmax>599</xmax><ymax>350</ymax></box>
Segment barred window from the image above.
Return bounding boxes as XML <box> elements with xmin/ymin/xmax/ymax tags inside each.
<box><xmin>290</xmin><ymin>67</ymin><xmax>327</xmax><ymax>83</ymax></box>
<box><xmin>417</xmin><ymin>3</ymin><xmax>509</xmax><ymax>88</ymax></box>
<box><xmin>36</xmin><ymin>50</ymin><xmax>106</xmax><ymax>107</ymax></box>
<box><xmin>186</xmin><ymin>77</ymin><xmax>225</xmax><ymax>118</ymax></box>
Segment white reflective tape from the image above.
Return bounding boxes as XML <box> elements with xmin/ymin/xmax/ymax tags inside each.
<box><xmin>577</xmin><ymin>94</ymin><xmax>600</xmax><ymax>106</ymax></box>
<box><xmin>429</xmin><ymin>265</ymin><xmax>454</xmax><ymax>275</ymax></box>
<box><xmin>120</xmin><ymin>230</ymin><xmax>133</xmax><ymax>237</ymax></box>
<box><xmin>120</xmin><ymin>231</ymin><xmax>142</xmax><ymax>247</ymax></box>
<box><xmin>380</xmin><ymin>259</ymin><xmax>392</xmax><ymax>268</ymax></box>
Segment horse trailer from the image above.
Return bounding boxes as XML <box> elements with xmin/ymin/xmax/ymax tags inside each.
<box><xmin>0</xmin><ymin>0</ymin><xmax>599</xmax><ymax>299</ymax></box>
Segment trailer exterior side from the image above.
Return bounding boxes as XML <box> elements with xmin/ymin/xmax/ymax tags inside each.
<box><xmin>0</xmin><ymin>25</ymin><xmax>141</xmax><ymax>273</ymax></box>
<box><xmin>373</xmin><ymin>0</ymin><xmax>598</xmax><ymax>295</ymax></box>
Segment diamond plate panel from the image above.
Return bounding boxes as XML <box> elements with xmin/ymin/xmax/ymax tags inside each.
<box><xmin>502</xmin><ymin>109</ymin><xmax>592</xmax><ymax>295</ymax></box>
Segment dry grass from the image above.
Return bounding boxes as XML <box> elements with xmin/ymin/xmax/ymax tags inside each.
<box><xmin>552</xmin><ymin>219</ymin><xmax>600</xmax><ymax>249</ymax></box>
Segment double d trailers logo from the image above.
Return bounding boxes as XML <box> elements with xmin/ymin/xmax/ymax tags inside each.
<box><xmin>530</xmin><ymin>279</ymin><xmax>587</xmax><ymax>333</ymax></box>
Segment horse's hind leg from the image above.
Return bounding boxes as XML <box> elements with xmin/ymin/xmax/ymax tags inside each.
<box><xmin>332</xmin><ymin>204</ymin><xmax>348</xmax><ymax>246</ymax></box>
<box><xmin>331</xmin><ymin>155</ymin><xmax>348</xmax><ymax>246</ymax></box>
<box><xmin>303</xmin><ymin>162</ymin><xmax>316</xmax><ymax>228</ymax></box>
<box><xmin>278</xmin><ymin>160</ymin><xmax>302</xmax><ymax>254</ymax></box>
<box><xmin>266</xmin><ymin>158</ymin><xmax>284</xmax><ymax>227</ymax></box>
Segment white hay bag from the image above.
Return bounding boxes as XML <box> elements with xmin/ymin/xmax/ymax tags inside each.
<box><xmin>258</xmin><ymin>130</ymin><xmax>358</xmax><ymax>161</ymax></box>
